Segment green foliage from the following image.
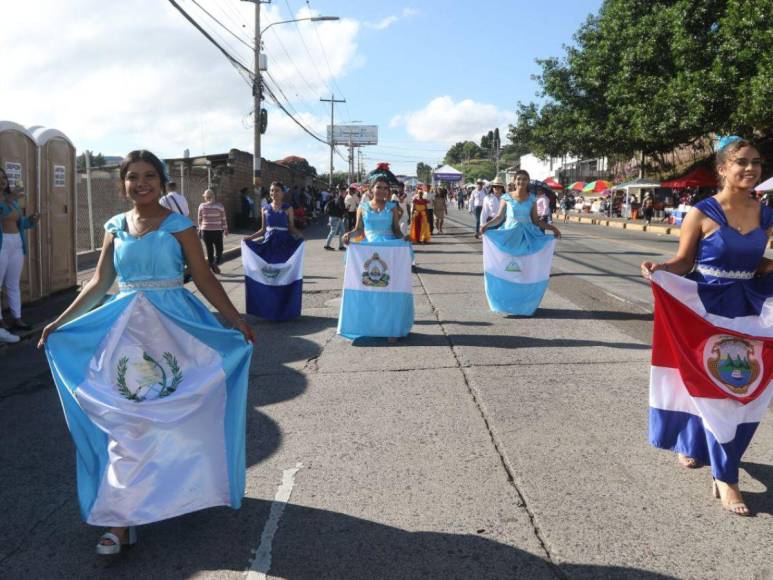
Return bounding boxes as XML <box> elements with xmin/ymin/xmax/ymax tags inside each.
<box><xmin>444</xmin><ymin>141</ymin><xmax>483</xmax><ymax>164</ymax></box>
<box><xmin>416</xmin><ymin>162</ymin><xmax>433</xmax><ymax>184</ymax></box>
<box><xmin>455</xmin><ymin>159</ymin><xmax>496</xmax><ymax>182</ymax></box>
<box><xmin>511</xmin><ymin>0</ymin><xmax>773</xmax><ymax>162</ymax></box>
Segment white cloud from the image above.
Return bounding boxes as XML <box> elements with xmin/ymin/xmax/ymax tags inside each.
<box><xmin>365</xmin><ymin>7</ymin><xmax>419</xmax><ymax>30</ymax></box>
<box><xmin>0</xmin><ymin>0</ymin><xmax>360</xmax><ymax>173</ymax></box>
<box><xmin>390</xmin><ymin>96</ymin><xmax>511</xmax><ymax>144</ymax></box>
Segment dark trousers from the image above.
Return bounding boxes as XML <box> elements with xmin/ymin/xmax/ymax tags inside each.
<box><xmin>346</xmin><ymin>211</ymin><xmax>357</xmax><ymax>230</ymax></box>
<box><xmin>202</xmin><ymin>229</ymin><xmax>224</xmax><ymax>265</ymax></box>
<box><xmin>427</xmin><ymin>209</ymin><xmax>435</xmax><ymax>233</ymax></box>
<box><xmin>474</xmin><ymin>206</ymin><xmax>483</xmax><ymax>235</ymax></box>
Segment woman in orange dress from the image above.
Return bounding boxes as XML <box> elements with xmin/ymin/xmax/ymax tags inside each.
<box><xmin>410</xmin><ymin>190</ymin><xmax>431</xmax><ymax>243</ymax></box>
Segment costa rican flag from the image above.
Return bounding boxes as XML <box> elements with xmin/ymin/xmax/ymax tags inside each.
<box><xmin>242</xmin><ymin>238</ymin><xmax>304</xmax><ymax>321</ymax></box>
<box><xmin>338</xmin><ymin>240</ymin><xmax>414</xmax><ymax>339</ymax></box>
<box><xmin>482</xmin><ymin>235</ymin><xmax>555</xmax><ymax>315</ymax></box>
<box><xmin>649</xmin><ymin>271</ymin><xmax>773</xmax><ymax>482</ymax></box>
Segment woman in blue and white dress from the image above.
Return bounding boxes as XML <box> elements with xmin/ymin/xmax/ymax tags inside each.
<box><xmin>480</xmin><ymin>169</ymin><xmax>561</xmax><ymax>315</ymax></box>
<box><xmin>38</xmin><ymin>150</ymin><xmax>255</xmax><ymax>555</ymax></box>
<box><xmin>642</xmin><ymin>137</ymin><xmax>771</xmax><ymax>516</ymax></box>
<box><xmin>243</xmin><ymin>181</ymin><xmax>304</xmax><ymax>321</ymax></box>
<box><xmin>339</xmin><ymin>174</ymin><xmax>413</xmax><ymax>342</ymax></box>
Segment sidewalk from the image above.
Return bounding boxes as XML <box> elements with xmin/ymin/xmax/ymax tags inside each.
<box><xmin>563</xmin><ymin>212</ymin><xmax>682</xmax><ymax>236</ymax></box>
<box><xmin>0</xmin><ymin>227</ymin><xmax>255</xmax><ymax>350</ymax></box>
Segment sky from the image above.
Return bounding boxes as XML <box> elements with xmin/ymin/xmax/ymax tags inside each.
<box><xmin>1</xmin><ymin>0</ymin><xmax>604</xmax><ymax>176</ymax></box>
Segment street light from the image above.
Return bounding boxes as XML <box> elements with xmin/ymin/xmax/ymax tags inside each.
<box><xmin>241</xmin><ymin>0</ymin><xmax>339</xmax><ymax>187</ymax></box>
<box><xmin>261</xmin><ymin>16</ymin><xmax>339</xmax><ymax>36</ymax></box>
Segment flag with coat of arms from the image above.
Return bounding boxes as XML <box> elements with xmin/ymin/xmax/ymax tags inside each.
<box><xmin>649</xmin><ymin>270</ymin><xmax>773</xmax><ymax>483</ymax></box>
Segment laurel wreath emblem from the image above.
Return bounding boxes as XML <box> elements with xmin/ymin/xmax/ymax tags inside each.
<box><xmin>115</xmin><ymin>352</ymin><xmax>183</xmax><ymax>402</ymax></box>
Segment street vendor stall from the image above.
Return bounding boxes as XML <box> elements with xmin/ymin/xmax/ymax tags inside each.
<box><xmin>432</xmin><ymin>164</ymin><xmax>463</xmax><ymax>186</ymax></box>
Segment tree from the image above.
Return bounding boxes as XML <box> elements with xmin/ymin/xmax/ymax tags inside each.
<box><xmin>512</xmin><ymin>0</ymin><xmax>773</xmax><ymax>166</ymax></box>
<box><xmin>93</xmin><ymin>153</ymin><xmax>106</xmax><ymax>168</ymax></box>
<box><xmin>416</xmin><ymin>162</ymin><xmax>432</xmax><ymax>184</ymax></box>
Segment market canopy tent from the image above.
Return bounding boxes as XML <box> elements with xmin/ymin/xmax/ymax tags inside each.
<box><xmin>614</xmin><ymin>177</ymin><xmax>662</xmax><ymax>191</ymax></box>
<box><xmin>432</xmin><ymin>164</ymin><xmax>463</xmax><ymax>182</ymax></box>
<box><xmin>543</xmin><ymin>177</ymin><xmax>563</xmax><ymax>190</ymax></box>
<box><xmin>661</xmin><ymin>167</ymin><xmax>717</xmax><ymax>189</ymax></box>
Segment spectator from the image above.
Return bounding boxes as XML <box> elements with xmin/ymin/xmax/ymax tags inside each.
<box><xmin>159</xmin><ymin>180</ymin><xmax>189</xmax><ymax>216</ymax></box>
<box><xmin>197</xmin><ymin>189</ymin><xmax>228</xmax><ymax>274</ymax></box>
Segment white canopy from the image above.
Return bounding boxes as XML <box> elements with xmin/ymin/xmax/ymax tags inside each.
<box><xmin>756</xmin><ymin>176</ymin><xmax>773</xmax><ymax>192</ymax></box>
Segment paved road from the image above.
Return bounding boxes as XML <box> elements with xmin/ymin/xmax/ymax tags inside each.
<box><xmin>1</xmin><ymin>210</ymin><xmax>771</xmax><ymax>579</ymax></box>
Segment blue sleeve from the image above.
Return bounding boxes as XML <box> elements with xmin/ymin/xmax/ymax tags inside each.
<box><xmin>761</xmin><ymin>204</ymin><xmax>773</xmax><ymax>230</ymax></box>
<box><xmin>20</xmin><ymin>216</ymin><xmax>36</xmax><ymax>230</ymax></box>
<box><xmin>163</xmin><ymin>213</ymin><xmax>195</xmax><ymax>233</ymax></box>
<box><xmin>104</xmin><ymin>213</ymin><xmax>126</xmax><ymax>234</ymax></box>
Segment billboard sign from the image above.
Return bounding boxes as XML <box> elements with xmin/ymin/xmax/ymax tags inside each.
<box><xmin>327</xmin><ymin>125</ymin><xmax>378</xmax><ymax>145</ymax></box>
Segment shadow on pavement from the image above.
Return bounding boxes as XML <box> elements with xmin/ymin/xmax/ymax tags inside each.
<box><xmin>741</xmin><ymin>462</ymin><xmax>773</xmax><ymax>515</ymax></box>
<box><xmin>352</xmin><ymin>333</ymin><xmax>651</xmax><ymax>351</ymax></box>
<box><xmin>530</xmin><ymin>307</ymin><xmax>652</xmax><ymax>322</ymax></box>
<box><xmin>2</xmin><ymin>498</ymin><xmax>678</xmax><ymax>580</ymax></box>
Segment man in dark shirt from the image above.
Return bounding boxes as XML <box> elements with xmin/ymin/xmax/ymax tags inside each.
<box><xmin>324</xmin><ymin>185</ymin><xmax>348</xmax><ymax>250</ymax></box>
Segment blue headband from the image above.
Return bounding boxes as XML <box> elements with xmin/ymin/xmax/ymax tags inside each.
<box><xmin>716</xmin><ymin>135</ymin><xmax>743</xmax><ymax>151</ymax></box>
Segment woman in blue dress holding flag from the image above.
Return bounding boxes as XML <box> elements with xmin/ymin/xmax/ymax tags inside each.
<box><xmin>242</xmin><ymin>181</ymin><xmax>305</xmax><ymax>321</ymax></box>
<box><xmin>339</xmin><ymin>168</ymin><xmax>413</xmax><ymax>342</ymax></box>
<box><xmin>38</xmin><ymin>150</ymin><xmax>255</xmax><ymax>555</ymax></box>
<box><xmin>480</xmin><ymin>169</ymin><xmax>561</xmax><ymax>315</ymax></box>
<box><xmin>642</xmin><ymin>137</ymin><xmax>772</xmax><ymax>516</ymax></box>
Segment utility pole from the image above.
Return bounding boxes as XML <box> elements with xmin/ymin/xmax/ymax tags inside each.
<box><xmin>242</xmin><ymin>0</ymin><xmax>270</xmax><ymax>188</ymax></box>
<box><xmin>321</xmin><ymin>94</ymin><xmax>346</xmax><ymax>189</ymax></box>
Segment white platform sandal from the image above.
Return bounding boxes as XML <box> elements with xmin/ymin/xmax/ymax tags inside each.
<box><xmin>96</xmin><ymin>526</ymin><xmax>137</xmax><ymax>555</ymax></box>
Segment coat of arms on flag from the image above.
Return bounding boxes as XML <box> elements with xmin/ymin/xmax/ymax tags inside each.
<box><xmin>362</xmin><ymin>252</ymin><xmax>390</xmax><ymax>287</ymax></box>
<box><xmin>704</xmin><ymin>335</ymin><xmax>763</xmax><ymax>396</ymax></box>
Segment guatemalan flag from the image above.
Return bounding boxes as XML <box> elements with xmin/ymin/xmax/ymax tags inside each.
<box><xmin>45</xmin><ymin>292</ymin><xmax>251</xmax><ymax>526</ymax></box>
<box><xmin>482</xmin><ymin>233</ymin><xmax>556</xmax><ymax>315</ymax></box>
<box><xmin>242</xmin><ymin>238</ymin><xmax>304</xmax><ymax>321</ymax></box>
<box><xmin>649</xmin><ymin>270</ymin><xmax>773</xmax><ymax>483</ymax></box>
<box><xmin>338</xmin><ymin>240</ymin><xmax>414</xmax><ymax>339</ymax></box>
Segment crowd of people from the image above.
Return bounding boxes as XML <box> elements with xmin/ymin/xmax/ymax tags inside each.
<box><xmin>17</xmin><ymin>135</ymin><xmax>771</xmax><ymax>557</ymax></box>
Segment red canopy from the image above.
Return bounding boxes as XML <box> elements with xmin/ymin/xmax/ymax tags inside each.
<box><xmin>661</xmin><ymin>167</ymin><xmax>718</xmax><ymax>189</ymax></box>
<box><xmin>543</xmin><ymin>177</ymin><xmax>564</xmax><ymax>190</ymax></box>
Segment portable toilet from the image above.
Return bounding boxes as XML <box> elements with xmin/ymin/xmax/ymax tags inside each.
<box><xmin>30</xmin><ymin>127</ymin><xmax>77</xmax><ymax>294</ymax></box>
<box><xmin>0</xmin><ymin>121</ymin><xmax>43</xmax><ymax>304</ymax></box>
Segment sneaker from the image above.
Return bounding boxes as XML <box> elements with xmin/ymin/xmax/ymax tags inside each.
<box><xmin>323</xmin><ymin>245</ymin><xmax>334</xmax><ymax>251</ymax></box>
<box><xmin>211</xmin><ymin>264</ymin><xmax>221</xmax><ymax>274</ymax></box>
<box><xmin>0</xmin><ymin>328</ymin><xmax>20</xmax><ymax>343</ymax></box>
<box><xmin>338</xmin><ymin>246</ymin><xmax>346</xmax><ymax>251</ymax></box>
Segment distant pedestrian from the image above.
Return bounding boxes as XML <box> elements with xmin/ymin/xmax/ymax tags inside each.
<box><xmin>159</xmin><ymin>180</ymin><xmax>189</xmax><ymax>216</ymax></box>
<box><xmin>426</xmin><ymin>187</ymin><xmax>436</xmax><ymax>234</ymax></box>
<box><xmin>559</xmin><ymin>195</ymin><xmax>571</xmax><ymax>223</ymax></box>
<box><xmin>240</xmin><ymin>187</ymin><xmax>256</xmax><ymax>229</ymax></box>
<box><xmin>536</xmin><ymin>189</ymin><xmax>552</xmax><ymax>225</ymax></box>
<box><xmin>480</xmin><ymin>176</ymin><xmax>504</xmax><ymax>230</ymax></box>
<box><xmin>0</xmin><ymin>169</ymin><xmax>38</xmax><ymax>341</ymax></box>
<box><xmin>456</xmin><ymin>188</ymin><xmax>466</xmax><ymax>210</ymax></box>
<box><xmin>197</xmin><ymin>189</ymin><xmax>228</xmax><ymax>274</ymax></box>
<box><xmin>470</xmin><ymin>179</ymin><xmax>487</xmax><ymax>237</ymax></box>
<box><xmin>324</xmin><ymin>185</ymin><xmax>347</xmax><ymax>250</ymax></box>
<box><xmin>344</xmin><ymin>185</ymin><xmax>360</xmax><ymax>230</ymax></box>
<box><xmin>433</xmin><ymin>188</ymin><xmax>448</xmax><ymax>234</ymax></box>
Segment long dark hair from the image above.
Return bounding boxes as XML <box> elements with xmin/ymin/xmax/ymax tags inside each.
<box><xmin>0</xmin><ymin>167</ymin><xmax>11</xmax><ymax>196</ymax></box>
<box><xmin>119</xmin><ymin>150</ymin><xmax>169</xmax><ymax>195</ymax></box>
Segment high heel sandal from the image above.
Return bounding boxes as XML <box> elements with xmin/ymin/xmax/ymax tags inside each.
<box><xmin>712</xmin><ymin>479</ymin><xmax>751</xmax><ymax>517</ymax></box>
<box><xmin>96</xmin><ymin>526</ymin><xmax>137</xmax><ymax>555</ymax></box>
<box><xmin>677</xmin><ymin>453</ymin><xmax>700</xmax><ymax>468</ymax></box>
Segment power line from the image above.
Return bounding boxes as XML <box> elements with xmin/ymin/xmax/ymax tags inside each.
<box><xmin>168</xmin><ymin>0</ymin><xmax>332</xmax><ymax>155</ymax></box>
<box><xmin>189</xmin><ymin>0</ymin><xmax>254</xmax><ymax>51</ymax></box>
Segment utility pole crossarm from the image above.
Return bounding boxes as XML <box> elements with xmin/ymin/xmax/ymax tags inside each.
<box><xmin>321</xmin><ymin>94</ymin><xmax>346</xmax><ymax>189</ymax></box>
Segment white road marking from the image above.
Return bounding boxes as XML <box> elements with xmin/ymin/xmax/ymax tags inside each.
<box><xmin>245</xmin><ymin>463</ymin><xmax>303</xmax><ymax>580</ymax></box>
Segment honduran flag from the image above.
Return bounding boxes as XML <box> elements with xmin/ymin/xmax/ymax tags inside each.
<box><xmin>649</xmin><ymin>270</ymin><xmax>773</xmax><ymax>483</ymax></box>
<box><xmin>242</xmin><ymin>238</ymin><xmax>304</xmax><ymax>321</ymax></box>
<box><xmin>482</xmin><ymin>235</ymin><xmax>556</xmax><ymax>315</ymax></box>
<box><xmin>338</xmin><ymin>240</ymin><xmax>414</xmax><ymax>339</ymax></box>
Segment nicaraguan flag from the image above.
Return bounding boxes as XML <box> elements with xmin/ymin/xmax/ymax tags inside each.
<box><xmin>338</xmin><ymin>240</ymin><xmax>414</xmax><ymax>339</ymax></box>
<box><xmin>649</xmin><ymin>271</ymin><xmax>773</xmax><ymax>483</ymax></box>
<box><xmin>242</xmin><ymin>238</ymin><xmax>304</xmax><ymax>321</ymax></box>
<box><xmin>482</xmin><ymin>235</ymin><xmax>555</xmax><ymax>315</ymax></box>
<box><xmin>45</xmin><ymin>293</ymin><xmax>251</xmax><ymax>526</ymax></box>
